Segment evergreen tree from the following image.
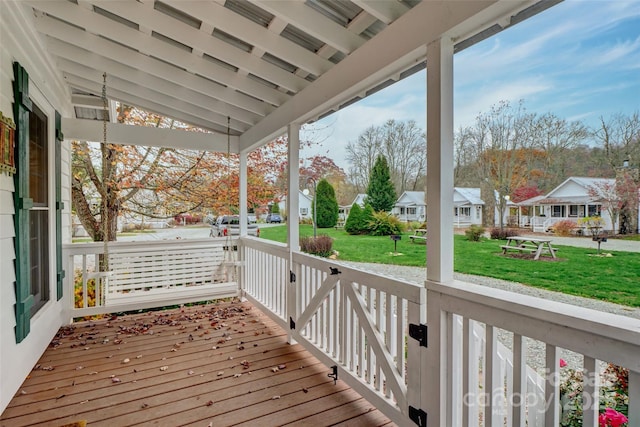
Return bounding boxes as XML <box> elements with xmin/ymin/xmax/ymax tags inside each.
<box><xmin>366</xmin><ymin>155</ymin><xmax>396</xmax><ymax>212</ymax></box>
<box><xmin>270</xmin><ymin>202</ymin><xmax>280</xmax><ymax>214</ymax></box>
<box><xmin>315</xmin><ymin>179</ymin><xmax>339</xmax><ymax>228</ymax></box>
<box><xmin>344</xmin><ymin>203</ymin><xmax>362</xmax><ymax>234</ymax></box>
<box><xmin>361</xmin><ymin>204</ymin><xmax>375</xmax><ymax>233</ymax></box>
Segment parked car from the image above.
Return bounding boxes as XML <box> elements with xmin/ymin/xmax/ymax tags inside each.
<box><xmin>266</xmin><ymin>213</ymin><xmax>282</xmax><ymax>223</ymax></box>
<box><xmin>210</xmin><ymin>215</ymin><xmax>259</xmax><ymax>237</ymax></box>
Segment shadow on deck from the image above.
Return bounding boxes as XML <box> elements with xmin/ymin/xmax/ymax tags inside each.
<box><xmin>1</xmin><ymin>300</ymin><xmax>394</xmax><ymax>427</ymax></box>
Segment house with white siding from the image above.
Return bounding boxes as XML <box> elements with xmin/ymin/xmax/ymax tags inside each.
<box><xmin>392</xmin><ymin>188</ymin><xmax>484</xmax><ymax>226</ymax></box>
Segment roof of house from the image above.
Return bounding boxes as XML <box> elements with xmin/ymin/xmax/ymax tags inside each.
<box><xmin>395</xmin><ymin>188</ymin><xmax>484</xmax><ymax>206</ymax></box>
<box><xmin>516</xmin><ymin>177</ymin><xmax>616</xmax><ymax>205</ymax></box>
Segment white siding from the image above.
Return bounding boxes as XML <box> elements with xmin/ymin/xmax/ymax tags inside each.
<box><xmin>0</xmin><ymin>1</ymin><xmax>73</xmax><ymax>414</ymax></box>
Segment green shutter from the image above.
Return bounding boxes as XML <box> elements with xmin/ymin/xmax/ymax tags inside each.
<box><xmin>55</xmin><ymin>111</ymin><xmax>65</xmax><ymax>300</ymax></box>
<box><xmin>12</xmin><ymin>62</ymin><xmax>33</xmax><ymax>343</ymax></box>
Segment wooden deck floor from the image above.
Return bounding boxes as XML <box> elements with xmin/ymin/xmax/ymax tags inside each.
<box><xmin>1</xmin><ymin>300</ymin><xmax>394</xmax><ymax>427</ymax></box>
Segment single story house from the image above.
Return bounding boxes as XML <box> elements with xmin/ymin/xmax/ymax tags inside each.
<box><xmin>516</xmin><ymin>177</ymin><xmax>617</xmax><ymax>233</ymax></box>
<box><xmin>277</xmin><ymin>190</ymin><xmax>313</xmax><ymax>221</ymax></box>
<box><xmin>338</xmin><ymin>193</ymin><xmax>367</xmax><ymax>220</ymax></box>
<box><xmin>392</xmin><ymin>188</ymin><xmax>484</xmax><ymax>226</ymax></box>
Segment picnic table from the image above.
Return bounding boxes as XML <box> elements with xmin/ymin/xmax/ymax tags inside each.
<box><xmin>501</xmin><ymin>236</ymin><xmax>557</xmax><ymax>260</ymax></box>
<box><xmin>409</xmin><ymin>229</ymin><xmax>427</xmax><ymax>244</ymax></box>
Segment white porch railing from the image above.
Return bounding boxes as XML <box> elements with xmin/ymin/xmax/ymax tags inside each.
<box><xmin>427</xmin><ymin>279</ymin><xmax>640</xmax><ymax>427</ymax></box>
<box><xmin>241</xmin><ymin>238</ymin><xmax>425</xmax><ymax>426</ymax></box>
<box><xmin>62</xmin><ymin>237</ymin><xmax>639</xmax><ymax>426</ymax></box>
<box><xmin>63</xmin><ymin>238</ymin><xmax>240</xmax><ymax>318</ymax></box>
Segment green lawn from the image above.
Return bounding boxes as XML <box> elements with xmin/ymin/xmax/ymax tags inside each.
<box><xmin>259</xmin><ymin>225</ymin><xmax>640</xmax><ymax>307</ymax></box>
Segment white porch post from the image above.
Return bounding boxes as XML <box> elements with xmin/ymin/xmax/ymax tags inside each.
<box><xmin>425</xmin><ymin>36</ymin><xmax>454</xmax><ymax>427</ymax></box>
<box><xmin>239</xmin><ymin>151</ymin><xmax>248</xmax><ymax>236</ymax></box>
<box><xmin>286</xmin><ymin>123</ymin><xmax>300</xmax><ymax>344</ymax></box>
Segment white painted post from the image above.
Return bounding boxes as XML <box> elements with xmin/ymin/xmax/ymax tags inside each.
<box><xmin>426</xmin><ymin>38</ymin><xmax>454</xmax><ymax>283</ymax></box>
<box><xmin>286</xmin><ymin>123</ymin><xmax>300</xmax><ymax>344</ymax></box>
<box><xmin>425</xmin><ymin>35</ymin><xmax>454</xmax><ymax>427</ymax></box>
<box><xmin>512</xmin><ymin>334</ymin><xmax>527</xmax><ymax>427</ymax></box>
<box><xmin>239</xmin><ymin>151</ymin><xmax>248</xmax><ymax>236</ymax></box>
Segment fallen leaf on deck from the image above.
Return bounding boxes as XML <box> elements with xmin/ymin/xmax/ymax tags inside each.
<box><xmin>271</xmin><ymin>367</ymin><xmax>279</xmax><ymax>373</ymax></box>
<box><xmin>217</xmin><ymin>371</ymin><xmax>224</xmax><ymax>376</ymax></box>
<box><xmin>302</xmin><ymin>388</ymin><xmax>308</xmax><ymax>393</ymax></box>
<box><xmin>206</xmin><ymin>400</ymin><xmax>214</xmax><ymax>406</ymax></box>
<box><xmin>271</xmin><ymin>395</ymin><xmax>280</xmax><ymax>400</ymax></box>
<box><xmin>278</xmin><ymin>364</ymin><xmax>286</xmax><ymax>370</ymax></box>
<box><xmin>111</xmin><ymin>377</ymin><xmax>121</xmax><ymax>383</ymax></box>
<box><xmin>160</xmin><ymin>366</ymin><xmax>169</xmax><ymax>371</ymax></box>
<box><xmin>122</xmin><ymin>358</ymin><xmax>130</xmax><ymax>364</ymax></box>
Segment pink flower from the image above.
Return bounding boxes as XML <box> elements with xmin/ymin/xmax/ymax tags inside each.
<box><xmin>598</xmin><ymin>408</ymin><xmax>628</xmax><ymax>427</ymax></box>
<box><xmin>559</xmin><ymin>358</ymin><xmax>567</xmax><ymax>368</ymax></box>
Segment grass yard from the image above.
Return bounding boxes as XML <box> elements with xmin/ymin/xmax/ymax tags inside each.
<box><xmin>259</xmin><ymin>225</ymin><xmax>640</xmax><ymax>307</ymax></box>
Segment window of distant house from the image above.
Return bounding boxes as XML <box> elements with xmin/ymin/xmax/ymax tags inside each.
<box><xmin>551</xmin><ymin>205</ymin><xmax>565</xmax><ymax>217</ymax></box>
<box><xmin>29</xmin><ymin>102</ymin><xmax>50</xmax><ymax>315</ymax></box>
<box><xmin>588</xmin><ymin>204</ymin><xmax>601</xmax><ymax>217</ymax></box>
<box><xmin>408</xmin><ymin>207</ymin><xmax>416</xmax><ymax>215</ymax></box>
<box><xmin>569</xmin><ymin>205</ymin><xmax>579</xmax><ymax>217</ymax></box>
<box><xmin>300</xmin><ymin>207</ymin><xmax>308</xmax><ymax>215</ymax></box>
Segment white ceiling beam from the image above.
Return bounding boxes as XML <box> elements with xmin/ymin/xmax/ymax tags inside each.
<box><xmin>63</xmin><ymin>118</ymin><xmax>236</xmax><ymax>152</ymax></box>
<box><xmin>240</xmin><ymin>0</ymin><xmax>537</xmax><ymax>151</ymax></box>
<box><xmin>71</xmin><ymin>94</ymin><xmax>103</xmax><ymax>109</ymax></box>
<box><xmin>63</xmin><ymin>74</ymin><xmax>240</xmax><ymax>135</ymax></box>
<box><xmin>86</xmin><ymin>0</ymin><xmax>308</xmax><ymax>93</ymax></box>
<box><xmin>250</xmin><ymin>0</ymin><xmax>365</xmax><ymax>54</ymax></box>
<box><xmin>48</xmin><ymin>38</ymin><xmax>261</xmax><ymax>126</ymax></box>
<box><xmin>61</xmin><ymin>65</ymin><xmax>249</xmax><ymax>133</ymax></box>
<box><xmin>164</xmin><ymin>0</ymin><xmax>332</xmax><ymax>77</ymax></box>
<box><xmin>35</xmin><ymin>16</ymin><xmax>274</xmax><ymax>117</ymax></box>
<box><xmin>29</xmin><ymin>1</ymin><xmax>289</xmax><ymax>107</ymax></box>
<box><xmin>351</xmin><ymin>0</ymin><xmax>409</xmax><ymax>25</ymax></box>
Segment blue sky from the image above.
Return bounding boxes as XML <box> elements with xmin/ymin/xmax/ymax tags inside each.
<box><xmin>301</xmin><ymin>0</ymin><xmax>640</xmax><ymax>170</ymax></box>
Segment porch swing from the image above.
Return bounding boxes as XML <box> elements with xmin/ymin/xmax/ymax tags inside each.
<box><xmin>97</xmin><ymin>76</ymin><xmax>239</xmax><ymax>308</ymax></box>
<box><xmin>216</xmin><ymin>116</ymin><xmax>242</xmax><ymax>283</ymax></box>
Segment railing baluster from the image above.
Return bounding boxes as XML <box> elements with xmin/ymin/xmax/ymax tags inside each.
<box><xmin>629</xmin><ymin>370</ymin><xmax>640</xmax><ymax>426</ymax></box>
<box><xmin>512</xmin><ymin>333</ymin><xmax>527</xmax><ymax>427</ymax></box>
<box><xmin>582</xmin><ymin>356</ymin><xmax>598</xmax><ymax>427</ymax></box>
<box><xmin>485</xmin><ymin>324</ymin><xmax>499</xmax><ymax>427</ymax></box>
<box><xmin>463</xmin><ymin>317</ymin><xmax>471</xmax><ymax>427</ymax></box>
<box><xmin>545</xmin><ymin>344</ymin><xmax>560</xmax><ymax>426</ymax></box>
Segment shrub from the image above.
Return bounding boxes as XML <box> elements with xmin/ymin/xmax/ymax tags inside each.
<box><xmin>409</xmin><ymin>221</ymin><xmax>426</xmax><ymax>231</ymax></box>
<box><xmin>361</xmin><ymin>204</ymin><xmax>375</xmax><ymax>232</ymax></box>
<box><xmin>344</xmin><ymin>203</ymin><xmax>363</xmax><ymax>234</ymax></box>
<box><xmin>489</xmin><ymin>227</ymin><xmax>519</xmax><ymax>240</ymax></box>
<box><xmin>300</xmin><ymin>235</ymin><xmax>333</xmax><ymax>257</ymax></box>
<box><xmin>465</xmin><ymin>224</ymin><xmax>485</xmax><ymax>241</ymax></box>
<box><xmin>552</xmin><ymin>220</ymin><xmax>577</xmax><ymax>236</ymax></box>
<box><xmin>367</xmin><ymin>211</ymin><xmax>405</xmax><ymax>236</ymax></box>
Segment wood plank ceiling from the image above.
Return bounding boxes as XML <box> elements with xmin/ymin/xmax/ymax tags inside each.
<box><xmin>24</xmin><ymin>0</ymin><xmax>558</xmax><ymax>151</ymax></box>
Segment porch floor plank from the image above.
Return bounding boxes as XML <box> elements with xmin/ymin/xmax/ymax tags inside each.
<box><xmin>1</xmin><ymin>300</ymin><xmax>394</xmax><ymax>427</ymax></box>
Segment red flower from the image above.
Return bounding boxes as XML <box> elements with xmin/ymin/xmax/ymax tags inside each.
<box><xmin>598</xmin><ymin>408</ymin><xmax>628</xmax><ymax>427</ymax></box>
<box><xmin>559</xmin><ymin>358</ymin><xmax>567</xmax><ymax>368</ymax></box>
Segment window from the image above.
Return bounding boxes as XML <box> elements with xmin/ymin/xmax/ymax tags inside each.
<box><xmin>588</xmin><ymin>204</ymin><xmax>601</xmax><ymax>217</ymax></box>
<box><xmin>408</xmin><ymin>207</ymin><xmax>416</xmax><ymax>215</ymax></box>
<box><xmin>569</xmin><ymin>205</ymin><xmax>578</xmax><ymax>217</ymax></box>
<box><xmin>551</xmin><ymin>205</ymin><xmax>565</xmax><ymax>217</ymax></box>
<box><xmin>13</xmin><ymin>62</ymin><xmax>64</xmax><ymax>342</ymax></box>
<box><xmin>28</xmin><ymin>103</ymin><xmax>50</xmax><ymax>315</ymax></box>
<box><xmin>456</xmin><ymin>207</ymin><xmax>471</xmax><ymax>217</ymax></box>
